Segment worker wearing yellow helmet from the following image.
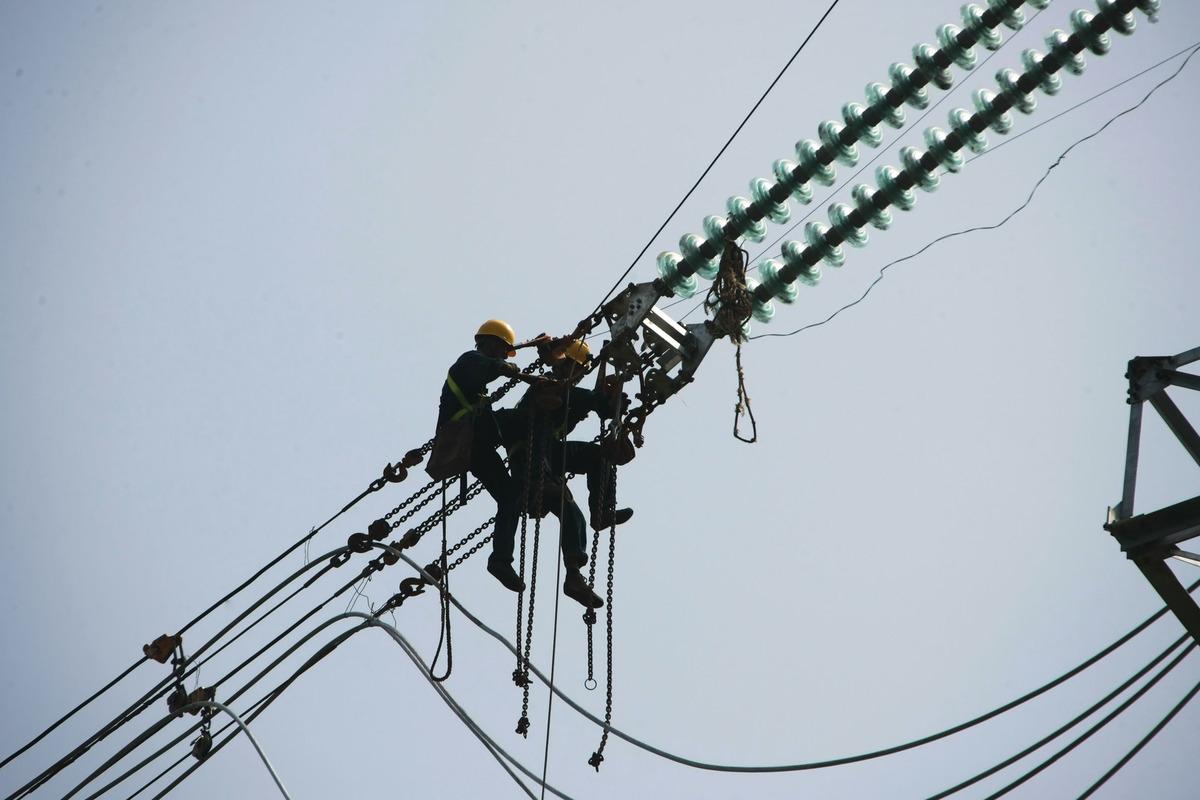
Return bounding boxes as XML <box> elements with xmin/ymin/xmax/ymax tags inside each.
<box><xmin>494</xmin><ymin>337</ymin><xmax>633</xmax><ymax>609</ymax></box>
<box><xmin>539</xmin><ymin>338</ymin><xmax>633</xmax><ymax>532</ymax></box>
<box><xmin>427</xmin><ymin>319</ymin><xmax>551</xmax><ymax>594</ymax></box>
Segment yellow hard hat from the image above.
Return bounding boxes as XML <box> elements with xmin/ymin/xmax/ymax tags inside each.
<box><xmin>476</xmin><ymin>319</ymin><xmax>517</xmax><ymax>356</ymax></box>
<box><xmin>560</xmin><ymin>338</ymin><xmax>591</xmax><ymax>365</ymax></box>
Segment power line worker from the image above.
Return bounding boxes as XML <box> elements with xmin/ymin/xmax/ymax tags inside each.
<box><xmin>537</xmin><ymin>339</ymin><xmax>633</xmax><ymax>531</ymax></box>
<box><xmin>494</xmin><ymin>338</ymin><xmax>629</xmax><ymax>609</ymax></box>
<box><xmin>427</xmin><ymin>319</ymin><xmax>549</xmax><ymax>594</ymax></box>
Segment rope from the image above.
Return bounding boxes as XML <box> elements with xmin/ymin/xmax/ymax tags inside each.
<box><xmin>704</xmin><ymin>240</ymin><xmax>757</xmax><ymax>442</ymax></box>
<box><xmin>430</xmin><ymin>480</ymin><xmax>453</xmax><ymax>682</ymax></box>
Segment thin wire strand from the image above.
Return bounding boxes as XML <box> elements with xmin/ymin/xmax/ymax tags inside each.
<box><xmin>583</xmin><ymin>0</ymin><xmax>843</xmax><ymax>319</ymax></box>
<box><xmin>749</xmin><ymin>43</ymin><xmax>1200</xmax><ymax>341</ymax></box>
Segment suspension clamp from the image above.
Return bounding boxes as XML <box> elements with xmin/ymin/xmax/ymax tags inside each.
<box><xmin>347</xmin><ymin>532</ymin><xmax>372</xmax><ymax>553</ymax></box>
<box><xmin>190</xmin><ymin>729</ymin><xmax>213</xmax><ymax>761</ymax></box>
<box><xmin>143</xmin><ymin>634</ymin><xmax>181</xmax><ymax>664</ymax></box>
<box><xmin>368</xmin><ymin>518</ymin><xmax>392</xmax><ymax>541</ymax></box>
<box><xmin>588</xmin><ymin>751</ymin><xmax>605</xmax><ymax>771</ymax></box>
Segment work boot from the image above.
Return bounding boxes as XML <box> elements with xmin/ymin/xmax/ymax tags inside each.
<box><xmin>487</xmin><ymin>556</ymin><xmax>526</xmax><ymax>593</ymax></box>
<box><xmin>590</xmin><ymin>507</ymin><xmax>633</xmax><ymax>530</ymax></box>
<box><xmin>563</xmin><ymin>570</ymin><xmax>603</xmax><ymax>609</ymax></box>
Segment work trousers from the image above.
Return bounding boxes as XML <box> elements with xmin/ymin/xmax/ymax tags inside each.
<box><xmin>491</xmin><ymin>449</ymin><xmax>587</xmax><ymax>569</ymax></box>
<box><xmin>468</xmin><ymin>415</ymin><xmax>520</xmax><ymax>561</ymax></box>
<box><xmin>548</xmin><ymin>440</ymin><xmax>609</xmax><ymax>518</ymax></box>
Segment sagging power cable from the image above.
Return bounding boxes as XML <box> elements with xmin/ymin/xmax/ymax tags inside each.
<box><xmin>925</xmin><ymin>632</ymin><xmax>1193</xmax><ymax>798</ymax></box>
<box><xmin>974</xmin><ymin>642</ymin><xmax>1197</xmax><ymax>800</ymax></box>
<box><xmin>1075</xmin><ymin>676</ymin><xmax>1200</xmax><ymax>799</ymax></box>
<box><xmin>390</xmin><ymin>551</ymin><xmax>1199</xmax><ymax>774</ymax></box>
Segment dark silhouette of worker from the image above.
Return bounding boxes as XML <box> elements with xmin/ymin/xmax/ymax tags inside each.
<box><xmin>427</xmin><ymin>319</ymin><xmax>548</xmax><ymax>594</ymax></box>
<box><xmin>495</xmin><ymin>338</ymin><xmax>632</xmax><ymax>609</ymax></box>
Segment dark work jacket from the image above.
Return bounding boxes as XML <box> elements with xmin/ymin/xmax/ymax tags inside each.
<box><xmin>500</xmin><ymin>385</ymin><xmax>612</xmax><ymax>450</ymax></box>
<box><xmin>436</xmin><ymin>350</ymin><xmax>511</xmax><ymax>429</ymax></box>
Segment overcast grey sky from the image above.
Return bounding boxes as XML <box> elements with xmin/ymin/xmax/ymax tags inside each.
<box><xmin>3</xmin><ymin>1</ymin><xmax>1199</xmax><ymax>798</ymax></box>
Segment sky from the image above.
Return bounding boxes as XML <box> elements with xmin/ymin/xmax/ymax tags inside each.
<box><xmin>2</xmin><ymin>1</ymin><xmax>1199</xmax><ymax>798</ymax></box>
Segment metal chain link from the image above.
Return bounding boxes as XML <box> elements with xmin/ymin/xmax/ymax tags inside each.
<box><xmin>517</xmin><ymin>422</ymin><xmax>548</xmax><ymax>737</ymax></box>
<box><xmin>514</xmin><ymin>407</ymin><xmax>536</xmax><ymax>685</ymax></box>
<box><xmin>446</xmin><ymin>518</ymin><xmax>496</xmax><ymax>572</ymax></box>
<box><xmin>382</xmin><ymin>478</ymin><xmax>438</xmax><ymax>522</ymax></box>
<box><xmin>589</xmin><ymin>460</ymin><xmax>618</xmax><ymax>770</ymax></box>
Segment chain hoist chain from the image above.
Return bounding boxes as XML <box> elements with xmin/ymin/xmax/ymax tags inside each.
<box><xmin>382</xmin><ymin>478</ymin><xmax>438</xmax><ymax>522</ymax></box>
<box><xmin>445</xmin><ymin>517</ymin><xmax>496</xmax><ymax>572</ymax></box>
<box><xmin>516</xmin><ymin>422</ymin><xmax>548</xmax><ymax>737</ymax></box>
<box><xmin>589</xmin><ymin>460</ymin><xmax>618</xmax><ymax>771</ymax></box>
<box><xmin>514</xmin><ymin>407</ymin><xmax>536</xmax><ymax>686</ymax></box>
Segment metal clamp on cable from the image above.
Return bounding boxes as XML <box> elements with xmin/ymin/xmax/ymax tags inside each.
<box><xmin>143</xmin><ymin>633</ymin><xmax>181</xmax><ymax>664</ymax></box>
<box><xmin>347</xmin><ymin>532</ymin><xmax>372</xmax><ymax>553</ymax></box>
<box><xmin>588</xmin><ymin>751</ymin><xmax>605</xmax><ymax>771</ymax></box>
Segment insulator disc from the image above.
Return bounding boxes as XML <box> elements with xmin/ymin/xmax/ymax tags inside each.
<box><xmin>751</xmin><ymin>177</ymin><xmax>791</xmax><ymax>225</ymax></box>
<box><xmin>961</xmin><ymin>5</ymin><xmax>1002</xmax><ymax>50</ymax></box>
<box><xmin>1136</xmin><ymin>0</ymin><xmax>1160</xmax><ymax>22</ymax></box>
<box><xmin>727</xmin><ymin>196</ymin><xmax>767</xmax><ymax>243</ymax></box>
<box><xmin>996</xmin><ymin>68</ymin><xmax>1036</xmax><ymax>114</ymax></box>
<box><xmin>1097</xmin><ymin>0</ymin><xmax>1137</xmax><ymax>34</ymax></box>
<box><xmin>1026</xmin><ymin>0</ymin><xmax>1051</xmax><ymax>8</ymax></box>
<box><xmin>888</xmin><ymin>62</ymin><xmax>930</xmax><ymax>109</ymax></box>
<box><xmin>818</xmin><ymin>120</ymin><xmax>858</xmax><ymax>167</ymax></box>
<box><xmin>876</xmin><ymin>164</ymin><xmax>916</xmax><ymax>211</ymax></box>
<box><xmin>745</xmin><ymin>279</ymin><xmax>776</xmax><ymax>323</ymax></box>
<box><xmin>949</xmin><ymin>107</ymin><xmax>988</xmax><ymax>153</ymax></box>
<box><xmin>937</xmin><ymin>23</ymin><xmax>977</xmax><ymax>69</ymax></box>
<box><xmin>843</xmin><ymin>102</ymin><xmax>883</xmax><ymax>147</ymax></box>
<box><xmin>655</xmin><ymin>251</ymin><xmax>698</xmax><ymax>299</ymax></box>
<box><xmin>1046</xmin><ymin>30</ymin><xmax>1086</xmax><ymax>75</ymax></box>
<box><xmin>865</xmin><ymin>82</ymin><xmax>905</xmax><ymax>128</ymax></box>
<box><xmin>987</xmin><ymin>0</ymin><xmax>1025</xmax><ymax>31</ymax></box>
<box><xmin>703</xmin><ymin>215</ymin><xmax>728</xmax><ymax>247</ymax></box>
<box><xmin>680</xmin><ymin>233</ymin><xmax>719</xmax><ymax>280</ymax></box>
<box><xmin>914</xmin><ymin>43</ymin><xmax>953</xmax><ymax>90</ymax></box>
<box><xmin>1071</xmin><ymin>10</ymin><xmax>1111</xmax><ymax>54</ymax></box>
<box><xmin>852</xmin><ymin>184</ymin><xmax>892</xmax><ymax>230</ymax></box>
<box><xmin>900</xmin><ymin>147</ymin><xmax>939</xmax><ymax>192</ymax></box>
<box><xmin>828</xmin><ymin>202</ymin><xmax>868</xmax><ymax>248</ymax></box>
<box><xmin>781</xmin><ymin>240</ymin><xmax>823</xmax><ymax>286</ymax></box>
<box><xmin>973</xmin><ymin>89</ymin><xmax>1013</xmax><ymax>134</ymax></box>
<box><xmin>924</xmin><ymin>127</ymin><xmax>963</xmax><ymax>173</ymax></box>
<box><xmin>1021</xmin><ymin>48</ymin><xmax>1062</xmax><ymax>96</ymax></box>
<box><xmin>796</xmin><ymin>139</ymin><xmax>836</xmax><ymax>186</ymax></box>
<box><xmin>772</xmin><ymin>159</ymin><xmax>814</xmax><ymax>204</ymax></box>
<box><xmin>805</xmin><ymin>221</ymin><xmax>845</xmax><ymax>267</ymax></box>
<box><xmin>760</xmin><ymin>258</ymin><xmax>799</xmax><ymax>303</ymax></box>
